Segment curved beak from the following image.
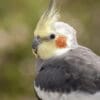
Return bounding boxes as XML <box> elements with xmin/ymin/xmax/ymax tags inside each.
<box><xmin>32</xmin><ymin>49</ymin><xmax>38</xmax><ymax>58</ymax></box>
<box><xmin>32</xmin><ymin>37</ymin><xmax>41</xmax><ymax>57</ymax></box>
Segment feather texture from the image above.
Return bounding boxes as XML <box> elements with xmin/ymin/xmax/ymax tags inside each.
<box><xmin>34</xmin><ymin>0</ymin><xmax>59</xmax><ymax>37</ymax></box>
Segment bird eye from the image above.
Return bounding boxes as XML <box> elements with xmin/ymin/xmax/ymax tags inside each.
<box><xmin>49</xmin><ymin>34</ymin><xmax>55</xmax><ymax>39</ymax></box>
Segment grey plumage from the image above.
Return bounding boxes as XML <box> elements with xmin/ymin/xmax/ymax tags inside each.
<box><xmin>35</xmin><ymin>46</ymin><xmax>100</xmax><ymax>74</ymax></box>
<box><xmin>34</xmin><ymin>46</ymin><xmax>100</xmax><ymax>100</ymax></box>
<box><xmin>33</xmin><ymin>0</ymin><xmax>100</xmax><ymax>100</ymax></box>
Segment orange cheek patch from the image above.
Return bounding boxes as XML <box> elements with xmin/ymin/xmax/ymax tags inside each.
<box><xmin>55</xmin><ymin>35</ymin><xmax>67</xmax><ymax>48</ymax></box>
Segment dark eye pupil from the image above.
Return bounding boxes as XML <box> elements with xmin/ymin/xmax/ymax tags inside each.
<box><xmin>50</xmin><ymin>34</ymin><xmax>55</xmax><ymax>39</ymax></box>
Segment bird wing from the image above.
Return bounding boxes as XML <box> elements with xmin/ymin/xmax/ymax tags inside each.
<box><xmin>64</xmin><ymin>46</ymin><xmax>100</xmax><ymax>70</ymax></box>
<box><xmin>62</xmin><ymin>46</ymin><xmax>100</xmax><ymax>94</ymax></box>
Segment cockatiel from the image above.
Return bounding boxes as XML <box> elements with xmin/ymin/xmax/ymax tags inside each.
<box><xmin>32</xmin><ymin>0</ymin><xmax>100</xmax><ymax>100</ymax></box>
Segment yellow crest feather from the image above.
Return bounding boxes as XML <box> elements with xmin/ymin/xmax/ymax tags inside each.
<box><xmin>34</xmin><ymin>0</ymin><xmax>60</xmax><ymax>37</ymax></box>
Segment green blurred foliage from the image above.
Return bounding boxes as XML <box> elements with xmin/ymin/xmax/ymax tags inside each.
<box><xmin>0</xmin><ymin>0</ymin><xmax>100</xmax><ymax>100</ymax></box>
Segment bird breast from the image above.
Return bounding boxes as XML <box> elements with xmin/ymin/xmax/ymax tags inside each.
<box><xmin>34</xmin><ymin>86</ymin><xmax>100</xmax><ymax>100</ymax></box>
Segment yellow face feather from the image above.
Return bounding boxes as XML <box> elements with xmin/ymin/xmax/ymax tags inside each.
<box><xmin>38</xmin><ymin>40</ymin><xmax>57</xmax><ymax>59</ymax></box>
<box><xmin>33</xmin><ymin>0</ymin><xmax>76</xmax><ymax>59</ymax></box>
<box><xmin>34</xmin><ymin>0</ymin><xmax>59</xmax><ymax>37</ymax></box>
<box><xmin>34</xmin><ymin>19</ymin><xmax>53</xmax><ymax>37</ymax></box>
<box><xmin>33</xmin><ymin>0</ymin><xmax>60</xmax><ymax>59</ymax></box>
<box><xmin>32</xmin><ymin>0</ymin><xmax>77</xmax><ymax>59</ymax></box>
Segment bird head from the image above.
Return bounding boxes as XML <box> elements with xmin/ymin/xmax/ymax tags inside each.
<box><xmin>32</xmin><ymin>0</ymin><xmax>78</xmax><ymax>59</ymax></box>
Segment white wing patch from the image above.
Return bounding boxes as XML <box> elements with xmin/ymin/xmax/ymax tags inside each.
<box><xmin>34</xmin><ymin>86</ymin><xmax>100</xmax><ymax>100</ymax></box>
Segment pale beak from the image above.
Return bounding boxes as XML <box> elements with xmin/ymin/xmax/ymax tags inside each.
<box><xmin>32</xmin><ymin>49</ymin><xmax>38</xmax><ymax>58</ymax></box>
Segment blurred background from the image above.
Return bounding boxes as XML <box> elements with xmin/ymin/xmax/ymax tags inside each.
<box><xmin>0</xmin><ymin>0</ymin><xmax>100</xmax><ymax>100</ymax></box>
